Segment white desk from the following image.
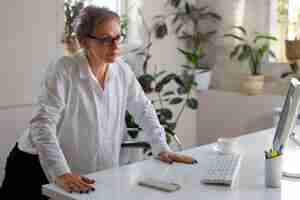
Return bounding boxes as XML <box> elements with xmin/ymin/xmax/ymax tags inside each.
<box><xmin>43</xmin><ymin>128</ymin><xmax>300</xmax><ymax>200</ymax></box>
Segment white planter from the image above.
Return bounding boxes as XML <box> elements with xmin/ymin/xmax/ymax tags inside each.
<box><xmin>119</xmin><ymin>131</ymin><xmax>151</xmax><ymax>165</ymax></box>
<box><xmin>194</xmin><ymin>70</ymin><xmax>212</xmax><ymax>91</ymax></box>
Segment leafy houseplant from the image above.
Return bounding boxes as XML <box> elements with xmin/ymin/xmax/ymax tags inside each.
<box><xmin>153</xmin><ymin>0</ymin><xmax>222</xmax><ymax>90</ymax></box>
<box><xmin>126</xmin><ymin>69</ymin><xmax>199</xmax><ymax>150</ymax></box>
<box><xmin>125</xmin><ymin>10</ymin><xmax>199</xmax><ymax>150</ymax></box>
<box><xmin>224</xmin><ymin>26</ymin><xmax>277</xmax><ymax>95</ymax></box>
<box><xmin>63</xmin><ymin>0</ymin><xmax>86</xmax><ymax>55</ymax></box>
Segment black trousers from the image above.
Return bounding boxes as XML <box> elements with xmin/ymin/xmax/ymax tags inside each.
<box><xmin>0</xmin><ymin>143</ymin><xmax>49</xmax><ymax>199</ymax></box>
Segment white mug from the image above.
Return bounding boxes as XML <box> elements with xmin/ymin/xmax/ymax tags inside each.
<box><xmin>215</xmin><ymin>137</ymin><xmax>237</xmax><ymax>154</ymax></box>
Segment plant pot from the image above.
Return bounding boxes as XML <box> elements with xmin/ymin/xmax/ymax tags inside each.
<box><xmin>241</xmin><ymin>75</ymin><xmax>264</xmax><ymax>95</ymax></box>
<box><xmin>285</xmin><ymin>39</ymin><xmax>300</xmax><ymax>60</ymax></box>
<box><xmin>194</xmin><ymin>70</ymin><xmax>212</xmax><ymax>91</ymax></box>
<box><xmin>119</xmin><ymin>130</ymin><xmax>151</xmax><ymax>165</ymax></box>
<box><xmin>63</xmin><ymin>39</ymin><xmax>80</xmax><ymax>56</ymax></box>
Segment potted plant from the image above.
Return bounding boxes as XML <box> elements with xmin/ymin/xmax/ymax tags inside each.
<box><xmin>63</xmin><ymin>0</ymin><xmax>86</xmax><ymax>55</ymax></box>
<box><xmin>224</xmin><ymin>26</ymin><xmax>277</xmax><ymax>95</ymax></box>
<box><xmin>177</xmin><ymin>47</ymin><xmax>212</xmax><ymax>90</ymax></box>
<box><xmin>153</xmin><ymin>1</ymin><xmax>222</xmax><ymax>91</ymax></box>
<box><xmin>123</xmin><ymin>10</ymin><xmax>199</xmax><ymax>154</ymax></box>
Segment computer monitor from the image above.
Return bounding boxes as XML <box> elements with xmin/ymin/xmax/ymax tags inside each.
<box><xmin>272</xmin><ymin>78</ymin><xmax>300</xmax><ymax>178</ymax></box>
<box><xmin>273</xmin><ymin>78</ymin><xmax>300</xmax><ymax>152</ymax></box>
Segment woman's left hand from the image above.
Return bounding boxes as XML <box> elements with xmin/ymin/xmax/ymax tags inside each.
<box><xmin>158</xmin><ymin>151</ymin><xmax>198</xmax><ymax>164</ymax></box>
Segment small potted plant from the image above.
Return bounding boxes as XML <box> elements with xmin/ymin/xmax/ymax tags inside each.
<box><xmin>123</xmin><ymin>11</ymin><xmax>199</xmax><ymax>157</ymax></box>
<box><xmin>177</xmin><ymin>46</ymin><xmax>212</xmax><ymax>90</ymax></box>
<box><xmin>62</xmin><ymin>0</ymin><xmax>86</xmax><ymax>55</ymax></box>
<box><xmin>224</xmin><ymin>26</ymin><xmax>277</xmax><ymax>95</ymax></box>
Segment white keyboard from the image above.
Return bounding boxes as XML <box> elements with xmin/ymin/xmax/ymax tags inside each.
<box><xmin>201</xmin><ymin>154</ymin><xmax>242</xmax><ymax>187</ymax></box>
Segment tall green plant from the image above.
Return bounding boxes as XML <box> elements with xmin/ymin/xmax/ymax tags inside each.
<box><xmin>125</xmin><ymin>10</ymin><xmax>199</xmax><ymax>146</ymax></box>
<box><xmin>63</xmin><ymin>0</ymin><xmax>86</xmax><ymax>43</ymax></box>
<box><xmin>224</xmin><ymin>26</ymin><xmax>277</xmax><ymax>75</ymax></box>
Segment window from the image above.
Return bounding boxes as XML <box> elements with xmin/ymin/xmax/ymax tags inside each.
<box><xmin>272</xmin><ymin>0</ymin><xmax>300</xmax><ymax>62</ymax></box>
<box><xmin>287</xmin><ymin>0</ymin><xmax>300</xmax><ymax>40</ymax></box>
<box><xmin>89</xmin><ymin>0</ymin><xmax>121</xmax><ymax>14</ymax></box>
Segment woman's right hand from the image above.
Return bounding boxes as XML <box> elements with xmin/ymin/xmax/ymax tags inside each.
<box><xmin>54</xmin><ymin>173</ymin><xmax>95</xmax><ymax>193</ymax></box>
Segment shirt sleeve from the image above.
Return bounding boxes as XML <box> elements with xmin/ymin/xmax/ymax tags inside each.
<box><xmin>125</xmin><ymin>66</ymin><xmax>171</xmax><ymax>156</ymax></box>
<box><xmin>29</xmin><ymin>59</ymin><xmax>71</xmax><ymax>179</ymax></box>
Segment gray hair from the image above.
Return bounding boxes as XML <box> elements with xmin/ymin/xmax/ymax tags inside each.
<box><xmin>74</xmin><ymin>5</ymin><xmax>120</xmax><ymax>42</ymax></box>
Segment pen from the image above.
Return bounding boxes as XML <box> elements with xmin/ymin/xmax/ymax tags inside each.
<box><xmin>279</xmin><ymin>145</ymin><xmax>284</xmax><ymax>154</ymax></box>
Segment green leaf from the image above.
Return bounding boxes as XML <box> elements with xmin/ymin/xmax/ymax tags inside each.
<box><xmin>177</xmin><ymin>48</ymin><xmax>198</xmax><ymax>65</ymax></box>
<box><xmin>290</xmin><ymin>62</ymin><xmax>299</xmax><ymax>73</ymax></box>
<box><xmin>158</xmin><ymin>114</ymin><xmax>167</xmax><ymax>124</ymax></box>
<box><xmin>238</xmin><ymin>45</ymin><xmax>251</xmax><ymax>61</ymax></box>
<box><xmin>195</xmin><ymin>64</ymin><xmax>210</xmax><ymax>70</ymax></box>
<box><xmin>268</xmin><ymin>50</ymin><xmax>276</xmax><ymax>58</ymax></box>
<box><xmin>172</xmin><ymin>14</ymin><xmax>180</xmax><ymax>25</ymax></box>
<box><xmin>185</xmin><ymin>2</ymin><xmax>191</xmax><ymax>14</ymax></box>
<box><xmin>187</xmin><ymin>98</ymin><xmax>198</xmax><ymax>109</ymax></box>
<box><xmin>169</xmin><ymin>0</ymin><xmax>181</xmax><ymax>8</ymax></box>
<box><xmin>138</xmin><ymin>74</ymin><xmax>155</xmax><ymax>93</ymax></box>
<box><xmin>170</xmin><ymin>97</ymin><xmax>184</xmax><ymax>105</ymax></box>
<box><xmin>281</xmin><ymin>72</ymin><xmax>293</xmax><ymax>79</ymax></box>
<box><xmin>180</xmin><ymin>65</ymin><xmax>193</xmax><ymax>70</ymax></box>
<box><xmin>153</xmin><ymin>15</ymin><xmax>164</xmax><ymax>20</ymax></box>
<box><xmin>166</xmin><ymin>122</ymin><xmax>176</xmax><ymax>131</ymax></box>
<box><xmin>199</xmin><ymin>12</ymin><xmax>222</xmax><ymax>21</ymax></box>
<box><xmin>232</xmin><ymin>26</ymin><xmax>247</xmax><ymax>36</ymax></box>
<box><xmin>177</xmin><ymin>87</ymin><xmax>188</xmax><ymax>94</ymax></box>
<box><xmin>155</xmin><ymin>73</ymin><xmax>176</xmax><ymax>92</ymax></box>
<box><xmin>224</xmin><ymin>34</ymin><xmax>245</xmax><ymax>41</ymax></box>
<box><xmin>157</xmin><ymin>108</ymin><xmax>173</xmax><ymax>120</ymax></box>
<box><xmin>230</xmin><ymin>44</ymin><xmax>243</xmax><ymax>59</ymax></box>
<box><xmin>195</xmin><ymin>6</ymin><xmax>209</xmax><ymax>13</ymax></box>
<box><xmin>175</xmin><ymin>24</ymin><xmax>184</xmax><ymax>34</ymax></box>
<box><xmin>254</xmin><ymin>35</ymin><xmax>277</xmax><ymax>43</ymax></box>
<box><xmin>174</xmin><ymin>75</ymin><xmax>185</xmax><ymax>87</ymax></box>
<box><xmin>178</xmin><ymin>32</ymin><xmax>193</xmax><ymax>40</ymax></box>
<box><xmin>154</xmin><ymin>70</ymin><xmax>167</xmax><ymax>79</ymax></box>
<box><xmin>163</xmin><ymin>91</ymin><xmax>175</xmax><ymax>96</ymax></box>
<box><xmin>165</xmin><ymin>128</ymin><xmax>176</xmax><ymax>137</ymax></box>
<box><xmin>204</xmin><ymin>30</ymin><xmax>217</xmax><ymax>37</ymax></box>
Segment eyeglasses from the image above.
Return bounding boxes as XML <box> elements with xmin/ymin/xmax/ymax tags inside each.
<box><xmin>87</xmin><ymin>34</ymin><xmax>125</xmax><ymax>45</ymax></box>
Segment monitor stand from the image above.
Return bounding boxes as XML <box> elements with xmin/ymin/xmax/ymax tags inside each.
<box><xmin>282</xmin><ymin>132</ymin><xmax>300</xmax><ymax>178</ymax></box>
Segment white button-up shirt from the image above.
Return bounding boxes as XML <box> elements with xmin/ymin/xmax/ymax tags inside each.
<box><xmin>18</xmin><ymin>51</ymin><xmax>170</xmax><ymax>181</ymax></box>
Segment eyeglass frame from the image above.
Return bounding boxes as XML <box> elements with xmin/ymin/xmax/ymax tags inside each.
<box><xmin>87</xmin><ymin>33</ymin><xmax>126</xmax><ymax>45</ymax></box>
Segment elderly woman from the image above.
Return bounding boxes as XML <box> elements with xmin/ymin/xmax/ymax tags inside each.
<box><xmin>0</xmin><ymin>6</ymin><xmax>187</xmax><ymax>199</ymax></box>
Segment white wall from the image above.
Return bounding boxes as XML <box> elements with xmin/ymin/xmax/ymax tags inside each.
<box><xmin>0</xmin><ymin>0</ymin><xmax>64</xmax><ymax>185</ymax></box>
<box><xmin>197</xmin><ymin>90</ymin><xmax>284</xmax><ymax>145</ymax></box>
<box><xmin>0</xmin><ymin>0</ymin><xmax>63</xmax><ymax>108</ymax></box>
<box><xmin>202</xmin><ymin>0</ymin><xmax>273</xmax><ymax>92</ymax></box>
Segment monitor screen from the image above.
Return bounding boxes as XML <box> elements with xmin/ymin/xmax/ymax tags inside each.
<box><xmin>273</xmin><ymin>78</ymin><xmax>300</xmax><ymax>152</ymax></box>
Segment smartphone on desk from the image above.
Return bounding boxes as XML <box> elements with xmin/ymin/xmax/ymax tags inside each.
<box><xmin>138</xmin><ymin>178</ymin><xmax>181</xmax><ymax>192</ymax></box>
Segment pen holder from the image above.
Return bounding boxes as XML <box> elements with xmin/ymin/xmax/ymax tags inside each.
<box><xmin>265</xmin><ymin>155</ymin><xmax>282</xmax><ymax>188</ymax></box>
